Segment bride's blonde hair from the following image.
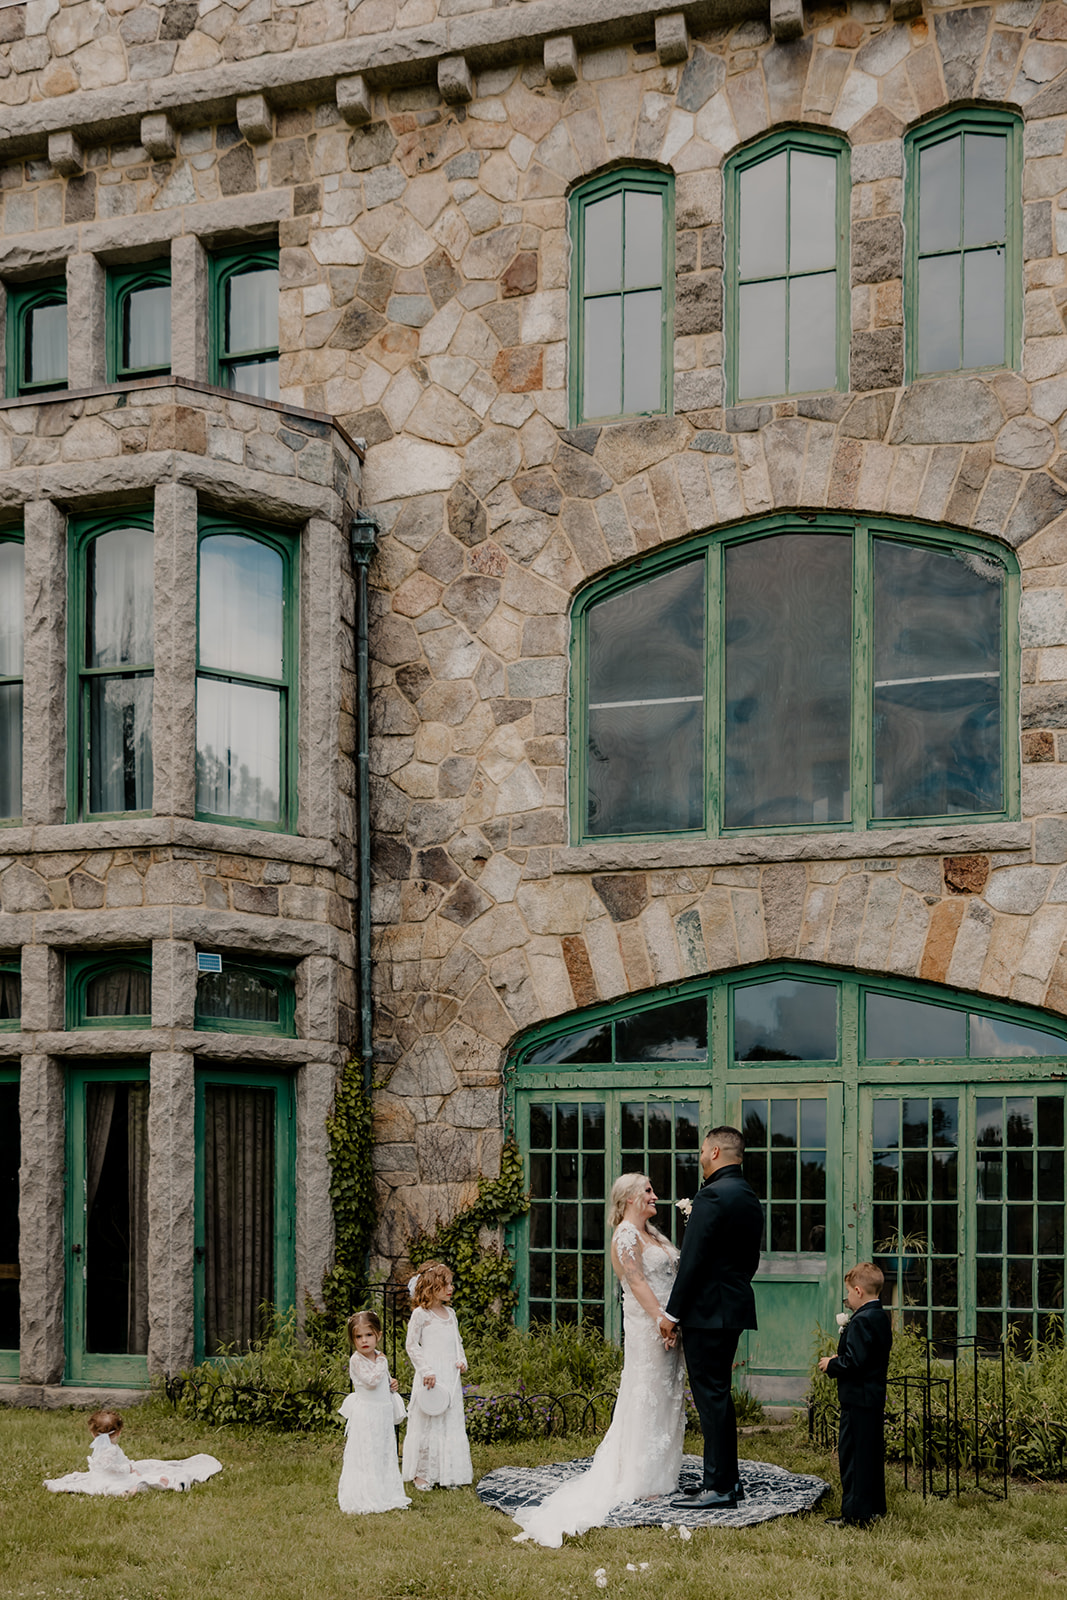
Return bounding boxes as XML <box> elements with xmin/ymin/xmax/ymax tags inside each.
<box><xmin>608</xmin><ymin>1172</ymin><xmax>669</xmax><ymax>1242</ymax></box>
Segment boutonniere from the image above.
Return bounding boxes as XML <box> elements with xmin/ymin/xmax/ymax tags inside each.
<box><xmin>835</xmin><ymin>1312</ymin><xmax>851</xmax><ymax>1328</ymax></box>
<box><xmin>676</xmin><ymin>1197</ymin><xmax>693</xmax><ymax>1221</ymax></box>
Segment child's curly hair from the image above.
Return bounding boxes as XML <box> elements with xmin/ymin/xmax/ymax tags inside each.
<box><xmin>410</xmin><ymin>1261</ymin><xmax>453</xmax><ymax>1310</ymax></box>
<box><xmin>88</xmin><ymin>1409</ymin><xmax>122</xmax><ymax>1437</ymax></box>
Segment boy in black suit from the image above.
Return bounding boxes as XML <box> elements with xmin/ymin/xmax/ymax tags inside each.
<box><xmin>818</xmin><ymin>1261</ymin><xmax>892</xmax><ymax>1527</ymax></box>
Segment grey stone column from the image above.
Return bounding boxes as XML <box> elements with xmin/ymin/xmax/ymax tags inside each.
<box><xmin>20</xmin><ymin>944</ymin><xmax>63</xmax><ymax>1032</ymax></box>
<box><xmin>171</xmin><ymin>234</ymin><xmax>209</xmax><ymax>382</ymax></box>
<box><xmin>19</xmin><ymin>1055</ymin><xmax>65</xmax><ymax>1384</ymax></box>
<box><xmin>21</xmin><ymin>499</ymin><xmax>67</xmax><ymax>827</ymax></box>
<box><xmin>66</xmin><ymin>253</ymin><xmax>106</xmax><ymax>389</ymax></box>
<box><xmin>147</xmin><ymin>1049</ymin><xmax>196</xmax><ymax>1377</ymax></box>
<box><xmin>152</xmin><ymin>481</ymin><xmax>199</xmax><ymax>819</ymax></box>
<box><xmin>298</xmin><ymin>954</ymin><xmax>337</xmax><ymax>1045</ymax></box>
<box><xmin>295</xmin><ymin>1058</ymin><xmax>333</xmax><ymax>1320</ymax></box>
<box><xmin>151</xmin><ymin>939</ymin><xmax>196</xmax><ymax>1029</ymax></box>
<box><xmin>299</xmin><ymin>516</ymin><xmax>343</xmax><ymax>841</ymax></box>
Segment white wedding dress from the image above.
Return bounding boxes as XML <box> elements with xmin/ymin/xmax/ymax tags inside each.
<box><xmin>511</xmin><ymin>1221</ymin><xmax>686</xmax><ymax>1547</ymax></box>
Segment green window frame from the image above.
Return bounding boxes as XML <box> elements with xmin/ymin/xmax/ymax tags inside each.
<box><xmin>106</xmin><ymin>261</ymin><xmax>172</xmax><ymax>382</ymax></box>
<box><xmin>0</xmin><ymin>1061</ymin><xmax>18</xmax><ymax>1380</ymax></box>
<box><xmin>725</xmin><ymin>129</ymin><xmax>850</xmax><ymax>404</ymax></box>
<box><xmin>4</xmin><ymin>277</ymin><xmax>68</xmax><ymax>397</ymax></box>
<box><xmin>68</xmin><ymin>509</ymin><xmax>155</xmax><ymax>822</ymax></box>
<box><xmin>570</xmin><ymin>513</ymin><xmax>1019</xmax><ymax>845</ymax></box>
<box><xmin>905</xmin><ymin>107</ymin><xmax>1022</xmax><ymax>381</ymax></box>
<box><xmin>195</xmin><ymin>956</ymin><xmax>295</xmax><ymax>1036</ymax></box>
<box><xmin>570</xmin><ymin>168</ymin><xmax>673</xmax><ymax>426</ymax></box>
<box><xmin>0</xmin><ymin>957</ymin><xmax>19</xmax><ymax>1032</ymax></box>
<box><xmin>210</xmin><ymin>245</ymin><xmax>280</xmax><ymax>399</ymax></box>
<box><xmin>0</xmin><ymin>531</ymin><xmax>24</xmax><ymax>824</ymax></box>
<box><xmin>66</xmin><ymin>951</ymin><xmax>152</xmax><ymax>1030</ymax></box>
<box><xmin>195</xmin><ymin>514</ymin><xmax>298</xmax><ymax>832</ymax></box>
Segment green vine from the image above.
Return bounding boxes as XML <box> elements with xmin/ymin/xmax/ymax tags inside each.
<box><xmin>408</xmin><ymin>1140</ymin><xmax>530</xmax><ymax>1330</ymax></box>
<box><xmin>310</xmin><ymin>1056</ymin><xmax>376</xmax><ymax>1340</ymax></box>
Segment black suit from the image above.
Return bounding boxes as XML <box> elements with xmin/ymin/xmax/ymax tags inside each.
<box><xmin>825</xmin><ymin>1298</ymin><xmax>892</xmax><ymax>1524</ymax></box>
<box><xmin>664</xmin><ymin>1163</ymin><xmax>763</xmax><ymax>1493</ymax></box>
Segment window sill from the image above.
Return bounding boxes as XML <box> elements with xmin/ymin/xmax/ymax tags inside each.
<box><xmin>0</xmin><ymin>814</ymin><xmax>339</xmax><ymax>865</ymax></box>
<box><xmin>554</xmin><ymin>818</ymin><xmax>1032</xmax><ymax>874</ymax></box>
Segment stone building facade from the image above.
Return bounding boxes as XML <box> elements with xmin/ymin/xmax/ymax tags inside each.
<box><xmin>5</xmin><ymin>0</ymin><xmax>1067</xmax><ymax>1400</ymax></box>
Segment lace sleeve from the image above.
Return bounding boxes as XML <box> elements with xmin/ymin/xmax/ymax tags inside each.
<box><xmin>613</xmin><ymin>1221</ymin><xmax>646</xmax><ymax>1283</ymax></box>
<box><xmin>349</xmin><ymin>1351</ymin><xmax>385</xmax><ymax>1389</ymax></box>
<box><xmin>405</xmin><ymin>1308</ymin><xmax>435</xmax><ymax>1378</ymax></box>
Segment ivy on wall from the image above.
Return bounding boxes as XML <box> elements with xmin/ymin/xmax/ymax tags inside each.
<box><xmin>314</xmin><ymin>1055</ymin><xmax>376</xmax><ymax>1335</ymax></box>
<box><xmin>409</xmin><ymin>1140</ymin><xmax>530</xmax><ymax>1329</ymax></box>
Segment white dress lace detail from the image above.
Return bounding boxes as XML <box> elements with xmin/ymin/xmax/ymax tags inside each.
<box><xmin>337</xmin><ymin>1351</ymin><xmax>410</xmax><ymax>1514</ymax></box>
<box><xmin>511</xmin><ymin>1222</ymin><xmax>686</xmax><ymax>1547</ymax></box>
<box><xmin>401</xmin><ymin>1307</ymin><xmax>473</xmax><ymax>1487</ymax></box>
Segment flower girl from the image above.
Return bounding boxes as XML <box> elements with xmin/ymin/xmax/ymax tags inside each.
<box><xmin>337</xmin><ymin>1309</ymin><xmax>410</xmax><ymax>1514</ymax></box>
<box><xmin>44</xmin><ymin>1409</ymin><xmax>222</xmax><ymax>1496</ymax></box>
<box><xmin>402</xmin><ymin>1262</ymin><xmax>472</xmax><ymax>1490</ymax></box>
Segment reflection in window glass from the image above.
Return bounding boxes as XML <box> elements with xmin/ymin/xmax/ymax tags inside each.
<box><xmin>734</xmin><ymin>979</ymin><xmax>837</xmax><ymax>1061</ymax></box>
<box><xmin>82</xmin><ymin>526</ymin><xmax>154</xmax><ymax>815</ymax></box>
<box><xmin>873</xmin><ymin>1095</ymin><xmax>959</xmax><ymax>1343</ymax></box>
<box><xmin>0</xmin><ymin>541</ymin><xmax>24</xmax><ymax>820</ymax></box>
<box><xmin>969</xmin><ymin>1015</ymin><xmax>1067</xmax><ymax>1058</ymax></box>
<box><xmin>218</xmin><ymin>257</ymin><xmax>279</xmax><ymax>401</ymax></box>
<box><xmin>865</xmin><ymin>992</ymin><xmax>966</xmax><ymax>1059</ymax></box>
<box><xmin>197</xmin><ymin>968</ymin><xmax>281</xmax><ymax>1025</ymax></box>
<box><xmin>577</xmin><ymin>178</ymin><xmax>668</xmax><ymax>422</ymax></box>
<box><xmin>974</xmin><ymin>1094</ymin><xmax>1066</xmax><ymax>1346</ymax></box>
<box><xmin>527</xmin><ymin>1097</ymin><xmax>608</xmax><ymax>1332</ymax></box>
<box><xmin>742</xmin><ymin>1097</ymin><xmax>827</xmax><ymax>1252</ymax></box>
<box><xmin>525</xmin><ymin>1024</ymin><xmax>612</xmax><ymax>1066</ymax></box>
<box><xmin>616</xmin><ymin>998</ymin><xmax>707</xmax><ymax>1062</ymax></box>
<box><xmin>26</xmin><ymin>297</ymin><xmax>68</xmax><ymax>390</ymax></box>
<box><xmin>123</xmin><ymin>283</ymin><xmax>171</xmax><ymax>376</ymax></box>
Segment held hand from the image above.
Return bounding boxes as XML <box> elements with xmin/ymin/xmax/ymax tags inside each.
<box><xmin>456</xmin><ymin>1361</ymin><xmax>467</xmax><ymax>1372</ymax></box>
<box><xmin>657</xmin><ymin>1315</ymin><xmax>675</xmax><ymax>1343</ymax></box>
<box><xmin>423</xmin><ymin>1373</ymin><xmax>436</xmax><ymax>1389</ymax></box>
<box><xmin>389</xmin><ymin>1377</ymin><xmax>399</xmax><ymax>1392</ymax></box>
<box><xmin>817</xmin><ymin>1356</ymin><xmax>832</xmax><ymax>1374</ymax></box>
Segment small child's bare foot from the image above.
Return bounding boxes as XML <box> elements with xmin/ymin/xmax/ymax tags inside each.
<box><xmin>414</xmin><ymin>1477</ymin><xmax>432</xmax><ymax>1491</ymax></box>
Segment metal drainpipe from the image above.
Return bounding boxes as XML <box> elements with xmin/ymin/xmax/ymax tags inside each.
<box><xmin>350</xmin><ymin>514</ymin><xmax>378</xmax><ymax>1094</ymax></box>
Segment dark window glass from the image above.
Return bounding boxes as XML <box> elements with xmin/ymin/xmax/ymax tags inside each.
<box><xmin>734</xmin><ymin>978</ymin><xmax>837</xmax><ymax>1061</ymax></box>
<box><xmin>83</xmin><ymin>525</ymin><xmax>154</xmax><ymax>816</ymax></box>
<box><xmin>615</xmin><ymin>998</ymin><xmax>707</xmax><ymax>1062</ymax></box>
<box><xmin>0</xmin><ymin>541</ymin><xmax>24</xmax><ymax>820</ymax></box>
<box><xmin>865</xmin><ymin>992</ymin><xmax>966</xmax><ymax>1058</ymax></box>
<box><xmin>0</xmin><ymin>1079</ymin><xmax>18</xmax><ymax>1349</ymax></box>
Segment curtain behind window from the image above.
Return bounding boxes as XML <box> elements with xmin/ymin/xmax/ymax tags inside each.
<box><xmin>203</xmin><ymin>1085</ymin><xmax>274</xmax><ymax>1354</ymax></box>
<box><xmin>85</xmin><ymin>966</ymin><xmax>150</xmax><ymax>1018</ymax></box>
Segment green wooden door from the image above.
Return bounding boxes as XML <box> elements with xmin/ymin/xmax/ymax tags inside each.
<box><xmin>729</xmin><ymin>1083</ymin><xmax>843</xmax><ymax>1403</ymax></box>
<box><xmin>65</xmin><ymin>1062</ymin><xmax>150</xmax><ymax>1386</ymax></box>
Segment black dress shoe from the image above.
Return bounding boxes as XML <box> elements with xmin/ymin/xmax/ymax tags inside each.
<box><xmin>733</xmin><ymin>1479</ymin><xmax>746</xmax><ymax>1504</ymax></box>
<box><xmin>679</xmin><ymin>1488</ymin><xmax>738</xmax><ymax>1510</ymax></box>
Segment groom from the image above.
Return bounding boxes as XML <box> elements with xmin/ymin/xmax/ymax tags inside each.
<box><xmin>658</xmin><ymin>1126</ymin><xmax>763</xmax><ymax>1510</ymax></box>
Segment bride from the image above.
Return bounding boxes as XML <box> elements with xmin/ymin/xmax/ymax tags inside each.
<box><xmin>512</xmin><ymin>1172</ymin><xmax>686</xmax><ymax>1547</ymax></box>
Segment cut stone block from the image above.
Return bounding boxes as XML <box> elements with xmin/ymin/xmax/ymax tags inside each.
<box><xmin>544</xmin><ymin>35</ymin><xmax>579</xmax><ymax>84</ymax></box>
<box><xmin>140</xmin><ymin>113</ymin><xmax>176</xmax><ymax>161</ymax></box>
<box><xmin>336</xmin><ymin>73</ymin><xmax>372</xmax><ymax>126</ymax></box>
<box><xmin>770</xmin><ymin>0</ymin><xmax>805</xmax><ymax>40</ymax></box>
<box><xmin>236</xmin><ymin>93</ymin><xmax>273</xmax><ymax>144</ymax></box>
<box><xmin>655</xmin><ymin>12</ymin><xmax>690</xmax><ymax>65</ymax></box>
<box><xmin>48</xmin><ymin>131</ymin><xmax>83</xmax><ymax>176</ymax></box>
<box><xmin>438</xmin><ymin>56</ymin><xmax>474</xmax><ymax>105</ymax></box>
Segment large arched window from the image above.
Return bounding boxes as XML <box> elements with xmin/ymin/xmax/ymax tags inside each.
<box><xmin>571</xmin><ymin>517</ymin><xmax>1017</xmax><ymax>843</ymax></box>
<box><xmin>725</xmin><ymin>130</ymin><xmax>849</xmax><ymax>404</ymax></box>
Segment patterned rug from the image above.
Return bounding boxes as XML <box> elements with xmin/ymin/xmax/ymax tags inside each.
<box><xmin>476</xmin><ymin>1454</ymin><xmax>829</xmax><ymax>1531</ymax></box>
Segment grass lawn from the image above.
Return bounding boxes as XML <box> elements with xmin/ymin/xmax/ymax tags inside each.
<box><xmin>2</xmin><ymin>1403</ymin><xmax>1065</xmax><ymax>1600</ymax></box>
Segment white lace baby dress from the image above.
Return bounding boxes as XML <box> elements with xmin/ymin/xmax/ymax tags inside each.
<box><xmin>45</xmin><ymin>1433</ymin><xmax>222</xmax><ymax>1496</ymax></box>
<box><xmin>337</xmin><ymin>1349</ymin><xmax>410</xmax><ymax>1514</ymax></box>
<box><xmin>402</xmin><ymin>1306</ymin><xmax>473</xmax><ymax>1488</ymax></box>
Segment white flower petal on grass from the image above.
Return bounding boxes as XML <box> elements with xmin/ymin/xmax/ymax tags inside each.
<box><xmin>595</xmin><ymin>1574</ymin><xmax>609</xmax><ymax>1590</ymax></box>
<box><xmin>626</xmin><ymin>1565</ymin><xmax>638</xmax><ymax>1573</ymax></box>
<box><xmin>661</xmin><ymin>1523</ymin><xmax>672</xmax><ymax>1533</ymax></box>
<box><xmin>640</xmin><ymin>1563</ymin><xmax>650</xmax><ymax>1571</ymax></box>
<box><xmin>678</xmin><ymin>1526</ymin><xmax>692</xmax><ymax>1541</ymax></box>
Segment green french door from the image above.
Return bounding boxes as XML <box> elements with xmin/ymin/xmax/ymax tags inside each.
<box><xmin>729</xmin><ymin>1084</ymin><xmax>843</xmax><ymax>1403</ymax></box>
<box><xmin>518</xmin><ymin>1088</ymin><xmax>710</xmax><ymax>1339</ymax></box>
<box><xmin>194</xmin><ymin>1068</ymin><xmax>295</xmax><ymax>1361</ymax></box>
<box><xmin>65</xmin><ymin>1062</ymin><xmax>150</xmax><ymax>1385</ymax></box>
<box><xmin>0</xmin><ymin>1065</ymin><xmax>19</xmax><ymax>1381</ymax></box>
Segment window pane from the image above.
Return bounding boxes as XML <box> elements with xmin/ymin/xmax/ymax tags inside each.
<box><xmin>919</xmin><ymin>135</ymin><xmax>961</xmax><ymax>253</ymax></box>
<box><xmin>84</xmin><ymin>966</ymin><xmax>151</xmax><ymax>1017</ymax></box>
<box><xmin>788</xmin><ymin>272</ymin><xmax>837</xmax><ymax>392</ymax></box>
<box><xmin>740</xmin><ymin>152</ymin><xmax>787</xmax><ymax>278</ymax></box>
<box><xmin>724</xmin><ymin>533</ymin><xmax>851</xmax><ymax>827</ymax></box>
<box><xmin>199</xmin><ymin>534</ymin><xmax>284</xmax><ymax>680</ymax></box>
<box><xmin>88</xmin><ymin>527</ymin><xmax>154</xmax><ymax>669</ymax></box>
<box><xmin>0</xmin><ymin>542</ymin><xmax>24</xmax><ymax>677</ymax></box>
<box><xmin>589</xmin><ymin>700</ymin><xmax>703</xmax><ymax>834</ymax></box>
<box><xmin>525</xmin><ymin>1025</ymin><xmax>612</xmax><ymax>1065</ymax></box>
<box><xmin>865</xmin><ymin>993</ymin><xmax>966</xmax><ymax>1058</ymax></box>
<box><xmin>789</xmin><ymin>150</ymin><xmax>837</xmax><ymax>273</ymax></box>
<box><xmin>583</xmin><ymin>295</ymin><xmax>622</xmax><ymax>419</ymax></box>
<box><xmin>616</xmin><ymin>998</ymin><xmax>707</xmax><ymax>1062</ymax></box>
<box><xmin>624</xmin><ymin>190</ymin><xmax>663</xmax><ymax>289</ymax></box>
<box><xmin>918</xmin><ymin>253</ymin><xmax>961</xmax><ymax>373</ymax></box>
<box><xmin>124</xmin><ymin>283</ymin><xmax>171</xmax><ymax>373</ymax></box>
<box><xmin>589</xmin><ymin>561</ymin><xmax>703</xmax><ymax>705</ymax></box>
<box><xmin>89</xmin><ymin>675</ymin><xmax>153</xmax><ymax>813</ymax></box>
<box><xmin>585</xmin><ymin>192</ymin><xmax>622</xmax><ymax>295</ymax></box>
<box><xmin>970</xmin><ymin>1015</ymin><xmax>1067</xmax><ymax>1058</ymax></box>
<box><xmin>227</xmin><ymin>267</ymin><xmax>279</xmax><ymax>356</ymax></box>
<box><xmin>0</xmin><ymin>683</ymin><xmax>20</xmax><ymax>818</ymax></box>
<box><xmin>202</xmin><ymin>1085</ymin><xmax>274</xmax><ymax>1355</ymax></box>
<box><xmin>197</xmin><ymin>969</ymin><xmax>280</xmax><ymax>1024</ymax></box>
<box><xmin>963</xmin><ymin>134</ymin><xmax>1006</xmax><ymax>248</ymax></box>
<box><xmin>228</xmin><ymin>359</ymin><xmax>280</xmax><ymax>401</ymax></box>
<box><xmin>733</xmin><ymin>979</ymin><xmax>838</xmax><ymax>1061</ymax></box>
<box><xmin>196</xmin><ymin>677</ymin><xmax>280</xmax><ymax>823</ymax></box>
<box><xmin>962</xmin><ymin>249</ymin><xmax>1005</xmax><ymax>368</ymax></box>
<box><xmin>27</xmin><ymin>301</ymin><xmax>67</xmax><ymax>386</ymax></box>
<box><xmin>738</xmin><ymin>279</ymin><xmax>785</xmax><ymax>400</ymax></box>
<box><xmin>85</xmin><ymin>1081</ymin><xmax>149</xmax><ymax>1355</ymax></box>
<box><xmin>0</xmin><ymin>969</ymin><xmax>20</xmax><ymax>1021</ymax></box>
<box><xmin>622</xmin><ymin>290</ymin><xmax>662</xmax><ymax>414</ymax></box>
<box><xmin>0</xmin><ymin>1080</ymin><xmax>18</xmax><ymax>1349</ymax></box>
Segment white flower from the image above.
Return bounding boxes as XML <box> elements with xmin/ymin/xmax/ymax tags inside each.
<box><xmin>640</xmin><ymin>1564</ymin><xmax>650</xmax><ymax>1571</ymax></box>
<box><xmin>594</xmin><ymin>1570</ymin><xmax>608</xmax><ymax>1589</ymax></box>
<box><xmin>678</xmin><ymin>1526</ymin><xmax>692</xmax><ymax>1541</ymax></box>
<box><xmin>835</xmin><ymin>1312</ymin><xmax>851</xmax><ymax>1328</ymax></box>
<box><xmin>675</xmin><ymin>1197</ymin><xmax>693</xmax><ymax>1219</ymax></box>
<box><xmin>661</xmin><ymin>1523</ymin><xmax>672</xmax><ymax>1533</ymax></box>
<box><xmin>626</xmin><ymin>1565</ymin><xmax>638</xmax><ymax>1573</ymax></box>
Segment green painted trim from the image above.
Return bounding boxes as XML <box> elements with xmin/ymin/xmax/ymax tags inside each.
<box><xmin>64</xmin><ymin>1060</ymin><xmax>151</xmax><ymax>1386</ymax></box>
<box><xmin>569</xmin><ymin>167</ymin><xmax>674</xmax><ymax>427</ymax></box>
<box><xmin>192</xmin><ymin>1065</ymin><xmax>296</xmax><ymax>1364</ymax></box>
<box><xmin>195</xmin><ymin>512</ymin><xmax>299</xmax><ymax>833</ymax></box>
<box><xmin>194</xmin><ymin>958</ymin><xmax>296</xmax><ymax>1036</ymax></box>
<box><xmin>208</xmin><ymin>243</ymin><xmax>280</xmax><ymax>390</ymax></box>
<box><xmin>0</xmin><ymin>1060</ymin><xmax>18</xmax><ymax>1377</ymax></box>
<box><xmin>66</xmin><ymin>951</ymin><xmax>152</xmax><ymax>1030</ymax></box>
<box><xmin>4</xmin><ymin>278</ymin><xmax>67</xmax><ymax>398</ymax></box>
<box><xmin>904</xmin><ymin>106</ymin><xmax>1023</xmax><ymax>382</ymax></box>
<box><xmin>106</xmin><ymin>261</ymin><xmax>171</xmax><ymax>383</ymax></box>
<box><xmin>0</xmin><ymin>530</ymin><xmax>25</xmax><ymax>825</ymax></box>
<box><xmin>66</xmin><ymin>509</ymin><xmax>155</xmax><ymax>823</ymax></box>
<box><xmin>724</xmin><ymin>128</ymin><xmax>850</xmax><ymax>406</ymax></box>
<box><xmin>568</xmin><ymin>512</ymin><xmax>1020</xmax><ymax>846</ymax></box>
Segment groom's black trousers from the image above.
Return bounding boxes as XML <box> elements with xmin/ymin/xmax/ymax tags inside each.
<box><xmin>680</xmin><ymin>1327</ymin><xmax>742</xmax><ymax>1492</ymax></box>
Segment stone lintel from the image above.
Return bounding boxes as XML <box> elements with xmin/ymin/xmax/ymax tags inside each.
<box><xmin>769</xmin><ymin>0</ymin><xmax>804</xmax><ymax>41</ymax></box>
<box><xmin>544</xmin><ymin>35</ymin><xmax>580</xmax><ymax>84</ymax></box>
<box><xmin>47</xmin><ymin>131</ymin><xmax>83</xmax><ymax>177</ymax></box>
<box><xmin>655</xmin><ymin>12</ymin><xmax>690</xmax><ymax>65</ymax></box>
<box><xmin>140</xmin><ymin>113</ymin><xmax>177</xmax><ymax>162</ymax></box>
<box><xmin>236</xmin><ymin>93</ymin><xmax>274</xmax><ymax>144</ymax></box>
<box><xmin>336</xmin><ymin>73</ymin><xmax>373</xmax><ymax>126</ymax></box>
<box><xmin>438</xmin><ymin>54</ymin><xmax>474</xmax><ymax>104</ymax></box>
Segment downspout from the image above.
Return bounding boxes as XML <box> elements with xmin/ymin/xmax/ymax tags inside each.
<box><xmin>350</xmin><ymin>513</ymin><xmax>378</xmax><ymax>1095</ymax></box>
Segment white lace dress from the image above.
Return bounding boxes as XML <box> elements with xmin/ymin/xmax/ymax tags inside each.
<box><xmin>402</xmin><ymin>1306</ymin><xmax>473</xmax><ymax>1488</ymax></box>
<box><xmin>511</xmin><ymin>1222</ymin><xmax>686</xmax><ymax>1547</ymax></box>
<box><xmin>44</xmin><ymin>1433</ymin><xmax>222</xmax><ymax>1496</ymax></box>
<box><xmin>337</xmin><ymin>1350</ymin><xmax>410</xmax><ymax>1514</ymax></box>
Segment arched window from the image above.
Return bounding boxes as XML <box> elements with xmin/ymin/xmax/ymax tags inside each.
<box><xmin>725</xmin><ymin>131</ymin><xmax>849</xmax><ymax>403</ymax></box>
<box><xmin>572</xmin><ymin>517</ymin><xmax>1016</xmax><ymax>842</ymax></box>
<box><xmin>0</xmin><ymin>534</ymin><xmax>23</xmax><ymax>822</ymax></box>
<box><xmin>570</xmin><ymin>169</ymin><xmax>673</xmax><ymax>425</ymax></box>
<box><xmin>195</xmin><ymin>958</ymin><xmax>295</xmax><ymax>1036</ymax></box>
<box><xmin>67</xmin><ymin>952</ymin><xmax>152</xmax><ymax>1029</ymax></box>
<box><xmin>196</xmin><ymin>517</ymin><xmax>297</xmax><ymax>830</ymax></box>
<box><xmin>905</xmin><ymin>108</ymin><xmax>1021</xmax><ymax>380</ymax></box>
<box><xmin>69</xmin><ymin>512</ymin><xmax>154</xmax><ymax>820</ymax></box>
<box><xmin>5</xmin><ymin>278</ymin><xmax>67</xmax><ymax>397</ymax></box>
<box><xmin>211</xmin><ymin>245</ymin><xmax>280</xmax><ymax>400</ymax></box>
<box><xmin>107</xmin><ymin>262</ymin><xmax>171</xmax><ymax>382</ymax></box>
